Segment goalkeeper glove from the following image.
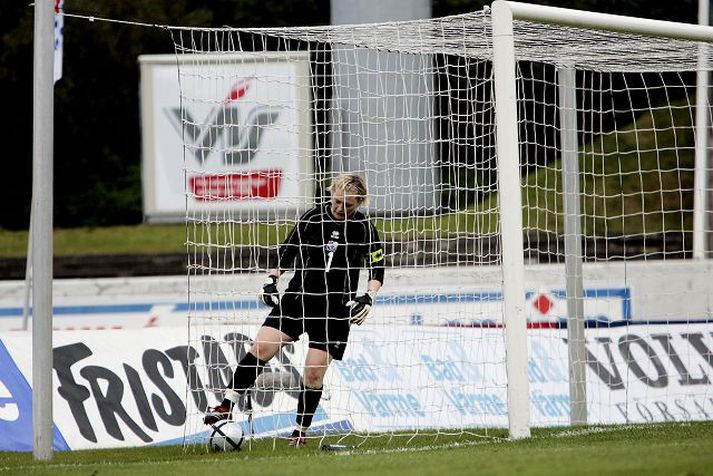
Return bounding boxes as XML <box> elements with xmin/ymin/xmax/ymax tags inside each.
<box><xmin>258</xmin><ymin>275</ymin><xmax>280</xmax><ymax>307</ymax></box>
<box><xmin>347</xmin><ymin>291</ymin><xmax>376</xmax><ymax>325</ymax></box>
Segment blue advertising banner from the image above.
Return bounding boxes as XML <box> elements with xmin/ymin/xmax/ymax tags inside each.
<box><xmin>0</xmin><ymin>339</ymin><xmax>69</xmax><ymax>451</ymax></box>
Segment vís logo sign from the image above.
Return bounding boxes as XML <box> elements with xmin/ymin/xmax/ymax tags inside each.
<box><xmin>164</xmin><ymin>78</ymin><xmax>281</xmax><ymax>166</ymax></box>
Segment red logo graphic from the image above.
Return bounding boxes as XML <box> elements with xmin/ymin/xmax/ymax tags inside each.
<box><xmin>532</xmin><ymin>294</ymin><xmax>554</xmax><ymax>315</ymax></box>
<box><xmin>225</xmin><ymin>79</ymin><xmax>251</xmax><ymax>103</ymax></box>
<box><xmin>190</xmin><ymin>169</ymin><xmax>283</xmax><ymax>201</ymax></box>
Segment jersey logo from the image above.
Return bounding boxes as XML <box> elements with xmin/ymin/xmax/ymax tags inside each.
<box><xmin>370</xmin><ymin>249</ymin><xmax>384</xmax><ymax>263</ymax></box>
<box><xmin>326</xmin><ymin>240</ymin><xmax>338</xmax><ymax>253</ymax></box>
<box><xmin>325</xmin><ymin>237</ymin><xmax>339</xmax><ymax>272</ymax></box>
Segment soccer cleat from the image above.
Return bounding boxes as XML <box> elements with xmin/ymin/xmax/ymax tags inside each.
<box><xmin>288</xmin><ymin>429</ymin><xmax>307</xmax><ymax>447</ymax></box>
<box><xmin>203</xmin><ymin>404</ymin><xmax>232</xmax><ymax>425</ymax></box>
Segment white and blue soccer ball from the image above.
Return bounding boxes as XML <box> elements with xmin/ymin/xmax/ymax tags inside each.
<box><xmin>208</xmin><ymin>421</ymin><xmax>245</xmax><ymax>451</ymax></box>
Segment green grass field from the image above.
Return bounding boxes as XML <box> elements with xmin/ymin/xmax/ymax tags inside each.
<box><xmin>1</xmin><ymin>423</ymin><xmax>711</xmax><ymax>475</ymax></box>
<box><xmin>0</xmin><ymin>225</ymin><xmax>188</xmax><ymax>257</ymax></box>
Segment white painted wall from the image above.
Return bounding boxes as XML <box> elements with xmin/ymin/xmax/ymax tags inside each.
<box><xmin>0</xmin><ymin>260</ymin><xmax>711</xmax><ymax>332</ymax></box>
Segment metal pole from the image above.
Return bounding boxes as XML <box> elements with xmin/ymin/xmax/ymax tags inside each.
<box><xmin>492</xmin><ymin>0</ymin><xmax>531</xmax><ymax>440</ymax></box>
<box><xmin>32</xmin><ymin>0</ymin><xmax>54</xmax><ymax>461</ymax></box>
<box><xmin>507</xmin><ymin>1</ymin><xmax>713</xmax><ymax>42</ymax></box>
<box><xmin>694</xmin><ymin>0</ymin><xmax>710</xmax><ymax>260</ymax></box>
<box><xmin>246</xmin><ymin>389</ymin><xmax>254</xmax><ymax>450</ymax></box>
<box><xmin>558</xmin><ymin>66</ymin><xmax>587</xmax><ymax>425</ymax></box>
<box><xmin>22</xmin><ymin>227</ymin><xmax>32</xmax><ymax>331</ymax></box>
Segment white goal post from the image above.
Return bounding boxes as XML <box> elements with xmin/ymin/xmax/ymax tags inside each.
<box><xmin>170</xmin><ymin>1</ymin><xmax>713</xmax><ymax>446</ymax></box>
<box><xmin>492</xmin><ymin>0</ymin><xmax>713</xmax><ymax>431</ymax></box>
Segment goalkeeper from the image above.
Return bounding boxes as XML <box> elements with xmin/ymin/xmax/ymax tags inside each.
<box><xmin>204</xmin><ymin>173</ymin><xmax>385</xmax><ymax>447</ymax></box>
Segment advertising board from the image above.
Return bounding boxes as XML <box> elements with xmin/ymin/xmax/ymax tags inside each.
<box><xmin>139</xmin><ymin>53</ymin><xmax>313</xmax><ymax>222</ymax></box>
<box><xmin>2</xmin><ymin>322</ymin><xmax>712</xmax><ymax>450</ymax></box>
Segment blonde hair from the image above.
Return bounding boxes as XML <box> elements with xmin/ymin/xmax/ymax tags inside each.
<box><xmin>330</xmin><ymin>173</ymin><xmax>368</xmax><ymax>205</ymax></box>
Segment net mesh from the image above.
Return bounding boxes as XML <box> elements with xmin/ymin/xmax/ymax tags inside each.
<box><xmin>170</xmin><ymin>8</ymin><xmax>713</xmax><ymax>446</ymax></box>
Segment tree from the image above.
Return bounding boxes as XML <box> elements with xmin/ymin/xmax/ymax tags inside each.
<box><xmin>0</xmin><ymin>0</ymin><xmax>697</xmax><ymax>229</ymax></box>
<box><xmin>0</xmin><ymin>1</ymin><xmax>329</xmax><ymax>230</ymax></box>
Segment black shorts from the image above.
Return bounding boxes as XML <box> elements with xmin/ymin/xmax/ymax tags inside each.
<box><xmin>262</xmin><ymin>293</ymin><xmax>351</xmax><ymax>360</ymax></box>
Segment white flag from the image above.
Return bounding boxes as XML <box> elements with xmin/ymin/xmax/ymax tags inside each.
<box><xmin>54</xmin><ymin>0</ymin><xmax>63</xmax><ymax>83</ymax></box>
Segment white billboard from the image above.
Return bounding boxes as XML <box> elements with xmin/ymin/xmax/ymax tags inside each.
<box><xmin>139</xmin><ymin>53</ymin><xmax>313</xmax><ymax>222</ymax></box>
<box><xmin>1</xmin><ymin>323</ymin><xmax>712</xmax><ymax>451</ymax></box>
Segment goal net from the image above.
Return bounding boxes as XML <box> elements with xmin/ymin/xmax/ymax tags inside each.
<box><xmin>171</xmin><ymin>2</ymin><xmax>713</xmax><ymax>447</ymax></box>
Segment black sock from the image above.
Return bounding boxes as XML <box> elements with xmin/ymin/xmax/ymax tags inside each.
<box><xmin>296</xmin><ymin>383</ymin><xmax>323</xmax><ymax>429</ymax></box>
<box><xmin>221</xmin><ymin>352</ymin><xmax>269</xmax><ymax>407</ymax></box>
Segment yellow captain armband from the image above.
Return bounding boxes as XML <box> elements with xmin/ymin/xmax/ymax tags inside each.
<box><xmin>370</xmin><ymin>248</ymin><xmax>384</xmax><ymax>263</ymax></box>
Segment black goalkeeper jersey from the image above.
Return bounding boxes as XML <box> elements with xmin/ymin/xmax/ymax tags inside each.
<box><xmin>278</xmin><ymin>205</ymin><xmax>385</xmax><ymax>304</ymax></box>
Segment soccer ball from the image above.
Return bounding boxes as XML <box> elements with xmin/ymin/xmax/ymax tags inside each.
<box><xmin>208</xmin><ymin>421</ymin><xmax>245</xmax><ymax>451</ymax></box>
